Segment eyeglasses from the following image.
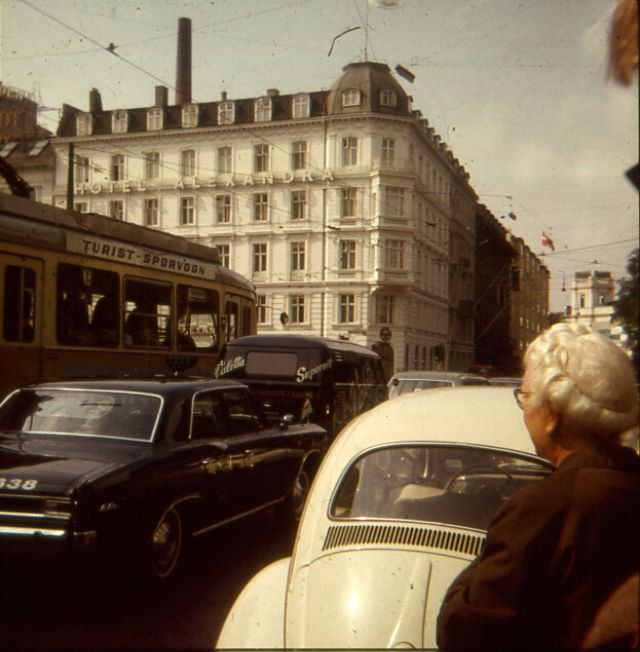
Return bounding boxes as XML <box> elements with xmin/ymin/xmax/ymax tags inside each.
<box><xmin>513</xmin><ymin>387</ymin><xmax>533</xmax><ymax>409</ymax></box>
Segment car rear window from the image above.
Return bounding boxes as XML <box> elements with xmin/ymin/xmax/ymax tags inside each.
<box><xmin>331</xmin><ymin>445</ymin><xmax>551</xmax><ymax>531</ymax></box>
<box><xmin>0</xmin><ymin>389</ymin><xmax>161</xmax><ymax>442</ymax></box>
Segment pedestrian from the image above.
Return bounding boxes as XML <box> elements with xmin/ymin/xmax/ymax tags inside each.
<box><xmin>436</xmin><ymin>322</ymin><xmax>640</xmax><ymax>650</ymax></box>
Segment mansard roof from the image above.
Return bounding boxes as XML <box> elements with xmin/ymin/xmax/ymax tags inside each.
<box><xmin>326</xmin><ymin>61</ymin><xmax>410</xmax><ymax>116</ymax></box>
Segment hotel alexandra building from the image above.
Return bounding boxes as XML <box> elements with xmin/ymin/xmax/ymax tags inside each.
<box><xmin>52</xmin><ymin>52</ymin><xmax>481</xmax><ymax>372</ymax></box>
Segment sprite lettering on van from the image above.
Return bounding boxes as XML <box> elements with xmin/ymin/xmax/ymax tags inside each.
<box><xmin>296</xmin><ymin>359</ymin><xmax>333</xmax><ymax>383</ymax></box>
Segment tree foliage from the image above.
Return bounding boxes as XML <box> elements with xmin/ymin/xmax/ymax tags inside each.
<box><xmin>614</xmin><ymin>248</ymin><xmax>639</xmax><ymax>374</ymax></box>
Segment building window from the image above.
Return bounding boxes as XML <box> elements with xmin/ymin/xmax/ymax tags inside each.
<box><xmin>257</xmin><ymin>295</ymin><xmax>267</xmax><ymax>324</ymax></box>
<box><xmin>339</xmin><ymin>240</ymin><xmax>357</xmax><ymax>270</ymax></box>
<box><xmin>385</xmin><ymin>239</ymin><xmax>405</xmax><ymax>269</ymax></box>
<box><xmin>147</xmin><ymin>107</ymin><xmax>163</xmax><ymax>131</ymax></box>
<box><xmin>292</xmin><ymin>140</ymin><xmax>308</xmax><ymax>170</ymax></box>
<box><xmin>254</xmin><ymin>97</ymin><xmax>272</xmax><ymax>122</ymax></box>
<box><xmin>181</xmin><ymin>149</ymin><xmax>196</xmax><ymax>177</ymax></box>
<box><xmin>291</xmin><ymin>241</ymin><xmax>306</xmax><ymax>272</ymax></box>
<box><xmin>143</xmin><ymin>151</ymin><xmax>160</xmax><ymax>179</ymax></box>
<box><xmin>384</xmin><ymin>186</ymin><xmax>406</xmax><ymax>216</ymax></box>
<box><xmin>342</xmin><ymin>89</ymin><xmax>361</xmax><ymax>107</ymax></box>
<box><xmin>579</xmin><ymin>294</ymin><xmax>585</xmax><ymax>308</ymax></box>
<box><xmin>112</xmin><ymin>110</ymin><xmax>128</xmax><ymax>133</ymax></box>
<box><xmin>290</xmin><ymin>295</ymin><xmax>305</xmax><ymax>323</ymax></box>
<box><xmin>215</xmin><ymin>194</ymin><xmax>231</xmax><ymax>223</ymax></box>
<box><xmin>342</xmin><ymin>187</ymin><xmax>357</xmax><ymax>218</ymax></box>
<box><xmin>254</xmin><ymin>144</ymin><xmax>270</xmax><ymax>173</ymax></box>
<box><xmin>180</xmin><ymin>197</ymin><xmax>195</xmax><ymax>225</ymax></box>
<box><xmin>291</xmin><ymin>190</ymin><xmax>307</xmax><ymax>220</ymax></box>
<box><xmin>218</xmin><ymin>101</ymin><xmax>235</xmax><ymax>125</ymax></box>
<box><xmin>181</xmin><ymin>104</ymin><xmax>198</xmax><ymax>128</ymax></box>
<box><xmin>109</xmin><ymin>200</ymin><xmax>124</xmax><ymax>221</ymax></box>
<box><xmin>376</xmin><ymin>294</ymin><xmax>394</xmax><ymax>324</ymax></box>
<box><xmin>342</xmin><ymin>137</ymin><xmax>358</xmax><ymax>166</ymax></box>
<box><xmin>253</xmin><ymin>243</ymin><xmax>267</xmax><ymax>273</ymax></box>
<box><xmin>74</xmin><ymin>201</ymin><xmax>88</xmax><ymax>213</ymax></box>
<box><xmin>76</xmin><ymin>113</ymin><xmax>92</xmax><ymax>136</ymax></box>
<box><xmin>110</xmin><ymin>155</ymin><xmax>124</xmax><ymax>181</ymax></box>
<box><xmin>144</xmin><ymin>198</ymin><xmax>159</xmax><ymax>226</ymax></box>
<box><xmin>218</xmin><ymin>243</ymin><xmax>230</xmax><ymax>267</ymax></box>
<box><xmin>217</xmin><ymin>146</ymin><xmax>232</xmax><ymax>174</ymax></box>
<box><xmin>381</xmin><ymin>138</ymin><xmax>395</xmax><ymax>166</ymax></box>
<box><xmin>75</xmin><ymin>156</ymin><xmax>90</xmax><ymax>183</ymax></box>
<box><xmin>380</xmin><ymin>89</ymin><xmax>398</xmax><ymax>107</ymax></box>
<box><xmin>254</xmin><ymin>193</ymin><xmax>268</xmax><ymax>222</ymax></box>
<box><xmin>339</xmin><ymin>294</ymin><xmax>356</xmax><ymax>323</ymax></box>
<box><xmin>292</xmin><ymin>93</ymin><xmax>310</xmax><ymax>118</ymax></box>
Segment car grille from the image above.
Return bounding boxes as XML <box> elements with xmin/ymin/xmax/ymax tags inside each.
<box><xmin>323</xmin><ymin>523</ymin><xmax>485</xmax><ymax>557</ymax></box>
<box><xmin>0</xmin><ymin>493</ymin><xmax>72</xmax><ymax>529</ymax></box>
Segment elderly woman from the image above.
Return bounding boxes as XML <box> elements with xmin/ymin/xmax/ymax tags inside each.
<box><xmin>437</xmin><ymin>323</ymin><xmax>639</xmax><ymax>650</ymax></box>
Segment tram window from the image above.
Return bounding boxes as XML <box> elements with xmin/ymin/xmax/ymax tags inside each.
<box><xmin>241</xmin><ymin>305</ymin><xmax>253</xmax><ymax>336</ymax></box>
<box><xmin>124</xmin><ymin>279</ymin><xmax>171</xmax><ymax>348</ymax></box>
<box><xmin>3</xmin><ymin>265</ymin><xmax>36</xmax><ymax>343</ymax></box>
<box><xmin>226</xmin><ymin>301</ymin><xmax>239</xmax><ymax>342</ymax></box>
<box><xmin>177</xmin><ymin>285</ymin><xmax>219</xmax><ymax>351</ymax></box>
<box><xmin>57</xmin><ymin>264</ymin><xmax>119</xmax><ymax>347</ymax></box>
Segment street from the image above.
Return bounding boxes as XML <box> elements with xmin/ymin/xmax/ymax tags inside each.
<box><xmin>0</xmin><ymin>513</ymin><xmax>292</xmax><ymax>650</ymax></box>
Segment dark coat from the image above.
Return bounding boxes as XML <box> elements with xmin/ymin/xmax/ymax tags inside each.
<box><xmin>437</xmin><ymin>445</ymin><xmax>640</xmax><ymax>650</ymax></box>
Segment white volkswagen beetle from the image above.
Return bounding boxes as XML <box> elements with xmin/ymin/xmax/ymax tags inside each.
<box><xmin>217</xmin><ymin>387</ymin><xmax>554</xmax><ymax>649</ymax></box>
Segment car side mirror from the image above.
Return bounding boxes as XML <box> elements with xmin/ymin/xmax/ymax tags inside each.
<box><xmin>279</xmin><ymin>413</ymin><xmax>295</xmax><ymax>430</ymax></box>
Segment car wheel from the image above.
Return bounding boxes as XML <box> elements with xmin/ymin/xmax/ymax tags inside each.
<box><xmin>291</xmin><ymin>467</ymin><xmax>311</xmax><ymax>522</ymax></box>
<box><xmin>148</xmin><ymin>506</ymin><xmax>183</xmax><ymax>579</ymax></box>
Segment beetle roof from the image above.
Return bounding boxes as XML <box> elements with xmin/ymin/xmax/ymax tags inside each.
<box><xmin>389</xmin><ymin>370</ymin><xmax>488</xmax><ymax>382</ymax></box>
<box><xmin>333</xmin><ymin>386</ymin><xmax>536</xmax><ymax>456</ymax></box>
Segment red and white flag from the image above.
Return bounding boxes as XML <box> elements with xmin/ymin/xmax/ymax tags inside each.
<box><xmin>541</xmin><ymin>230</ymin><xmax>555</xmax><ymax>251</ymax></box>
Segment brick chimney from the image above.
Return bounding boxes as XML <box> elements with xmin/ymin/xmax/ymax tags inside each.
<box><xmin>89</xmin><ymin>88</ymin><xmax>103</xmax><ymax>113</ymax></box>
<box><xmin>176</xmin><ymin>17</ymin><xmax>192</xmax><ymax>105</ymax></box>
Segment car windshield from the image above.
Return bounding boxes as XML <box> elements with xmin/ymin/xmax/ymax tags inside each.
<box><xmin>0</xmin><ymin>389</ymin><xmax>161</xmax><ymax>442</ymax></box>
<box><xmin>331</xmin><ymin>445</ymin><xmax>552</xmax><ymax>531</ymax></box>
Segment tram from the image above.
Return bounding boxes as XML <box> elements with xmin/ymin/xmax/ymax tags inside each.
<box><xmin>0</xmin><ymin>194</ymin><xmax>256</xmax><ymax>398</ymax></box>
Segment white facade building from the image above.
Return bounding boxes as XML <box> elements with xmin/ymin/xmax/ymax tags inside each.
<box><xmin>53</xmin><ymin>62</ymin><xmax>477</xmax><ymax>372</ymax></box>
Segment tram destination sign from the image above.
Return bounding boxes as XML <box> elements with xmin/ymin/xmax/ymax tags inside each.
<box><xmin>66</xmin><ymin>232</ymin><xmax>217</xmax><ymax>279</ymax></box>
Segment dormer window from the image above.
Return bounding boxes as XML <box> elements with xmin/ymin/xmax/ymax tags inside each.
<box><xmin>76</xmin><ymin>113</ymin><xmax>92</xmax><ymax>137</ymax></box>
<box><xmin>218</xmin><ymin>101</ymin><xmax>235</xmax><ymax>125</ymax></box>
<box><xmin>112</xmin><ymin>110</ymin><xmax>128</xmax><ymax>133</ymax></box>
<box><xmin>147</xmin><ymin>108</ymin><xmax>163</xmax><ymax>131</ymax></box>
<box><xmin>380</xmin><ymin>89</ymin><xmax>398</xmax><ymax>107</ymax></box>
<box><xmin>292</xmin><ymin>94</ymin><xmax>310</xmax><ymax>119</ymax></box>
<box><xmin>341</xmin><ymin>89</ymin><xmax>361</xmax><ymax>107</ymax></box>
<box><xmin>255</xmin><ymin>97</ymin><xmax>272</xmax><ymax>122</ymax></box>
<box><xmin>181</xmin><ymin>104</ymin><xmax>198</xmax><ymax>128</ymax></box>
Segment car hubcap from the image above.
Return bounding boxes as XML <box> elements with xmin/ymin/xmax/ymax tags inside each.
<box><xmin>292</xmin><ymin>470</ymin><xmax>310</xmax><ymax>520</ymax></box>
<box><xmin>150</xmin><ymin>508</ymin><xmax>182</xmax><ymax>578</ymax></box>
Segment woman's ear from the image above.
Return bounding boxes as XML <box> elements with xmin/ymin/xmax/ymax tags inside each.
<box><xmin>544</xmin><ymin>402</ymin><xmax>561</xmax><ymax>437</ymax></box>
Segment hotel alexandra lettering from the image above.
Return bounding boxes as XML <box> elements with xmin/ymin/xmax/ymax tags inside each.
<box><xmin>74</xmin><ymin>170</ymin><xmax>336</xmax><ymax>195</ymax></box>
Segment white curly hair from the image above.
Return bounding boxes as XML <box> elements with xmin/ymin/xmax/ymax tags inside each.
<box><xmin>524</xmin><ymin>323</ymin><xmax>639</xmax><ymax>444</ymax></box>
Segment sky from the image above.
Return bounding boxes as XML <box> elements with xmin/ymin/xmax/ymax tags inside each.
<box><xmin>1</xmin><ymin>0</ymin><xmax>638</xmax><ymax>312</ymax></box>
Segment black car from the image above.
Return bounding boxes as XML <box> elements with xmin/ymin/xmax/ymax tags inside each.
<box><xmin>0</xmin><ymin>378</ymin><xmax>327</xmax><ymax>578</ymax></box>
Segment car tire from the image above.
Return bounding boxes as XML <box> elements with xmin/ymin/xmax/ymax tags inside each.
<box><xmin>277</xmin><ymin>465</ymin><xmax>312</xmax><ymax>526</ymax></box>
<box><xmin>148</xmin><ymin>505</ymin><xmax>183</xmax><ymax>580</ymax></box>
